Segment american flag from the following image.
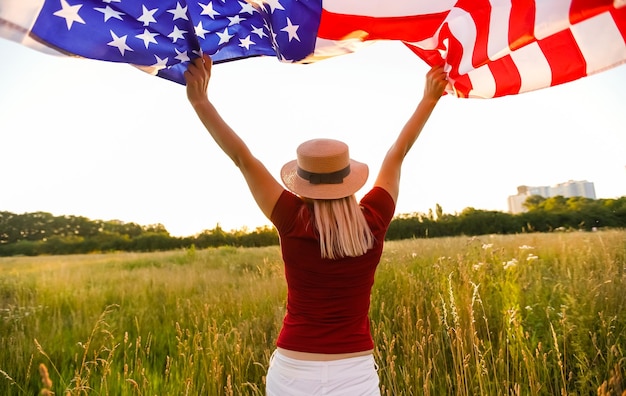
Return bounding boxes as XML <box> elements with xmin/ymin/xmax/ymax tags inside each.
<box><xmin>1</xmin><ymin>0</ymin><xmax>625</xmax><ymax>98</ymax></box>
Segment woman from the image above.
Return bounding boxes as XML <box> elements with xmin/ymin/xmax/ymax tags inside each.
<box><xmin>184</xmin><ymin>55</ymin><xmax>447</xmax><ymax>395</ymax></box>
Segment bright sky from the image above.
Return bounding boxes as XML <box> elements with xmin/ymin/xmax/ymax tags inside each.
<box><xmin>1</xmin><ymin>38</ymin><xmax>625</xmax><ymax>237</ymax></box>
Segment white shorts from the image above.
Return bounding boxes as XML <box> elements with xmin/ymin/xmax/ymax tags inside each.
<box><xmin>266</xmin><ymin>350</ymin><xmax>381</xmax><ymax>396</ymax></box>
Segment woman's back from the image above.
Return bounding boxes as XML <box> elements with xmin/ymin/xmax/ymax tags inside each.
<box><xmin>271</xmin><ymin>187</ymin><xmax>395</xmax><ymax>354</ymax></box>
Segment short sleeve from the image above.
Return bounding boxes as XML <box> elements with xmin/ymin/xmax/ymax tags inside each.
<box><xmin>270</xmin><ymin>190</ymin><xmax>302</xmax><ymax>235</ymax></box>
<box><xmin>360</xmin><ymin>187</ymin><xmax>396</xmax><ymax>232</ymax></box>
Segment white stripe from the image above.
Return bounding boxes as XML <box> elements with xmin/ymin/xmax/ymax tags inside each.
<box><xmin>446</xmin><ymin>7</ymin><xmax>477</xmax><ymax>75</ymax></box>
<box><xmin>487</xmin><ymin>0</ymin><xmax>513</xmax><ymax>61</ymax></box>
<box><xmin>534</xmin><ymin>0</ymin><xmax>573</xmax><ymax>40</ymax></box>
<box><xmin>0</xmin><ymin>0</ymin><xmax>44</xmax><ymax>31</ymax></box>
<box><xmin>572</xmin><ymin>12</ymin><xmax>626</xmax><ymax>75</ymax></box>
<box><xmin>466</xmin><ymin>65</ymin><xmax>496</xmax><ymax>98</ymax></box>
<box><xmin>309</xmin><ymin>37</ymin><xmax>372</xmax><ymax>62</ymax></box>
<box><xmin>0</xmin><ymin>0</ymin><xmax>62</xmax><ymax>54</ymax></box>
<box><xmin>510</xmin><ymin>42</ymin><xmax>552</xmax><ymax>94</ymax></box>
<box><xmin>322</xmin><ymin>0</ymin><xmax>456</xmax><ymax>18</ymax></box>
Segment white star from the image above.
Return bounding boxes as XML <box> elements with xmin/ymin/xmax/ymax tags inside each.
<box><xmin>94</xmin><ymin>5</ymin><xmax>124</xmax><ymax>22</ymax></box>
<box><xmin>168</xmin><ymin>26</ymin><xmax>187</xmax><ymax>43</ymax></box>
<box><xmin>263</xmin><ymin>0</ymin><xmax>284</xmax><ymax>12</ymax></box>
<box><xmin>136</xmin><ymin>29</ymin><xmax>159</xmax><ymax>49</ymax></box>
<box><xmin>53</xmin><ymin>0</ymin><xmax>85</xmax><ymax>30</ymax></box>
<box><xmin>250</xmin><ymin>24</ymin><xmax>267</xmax><ymax>39</ymax></box>
<box><xmin>174</xmin><ymin>48</ymin><xmax>190</xmax><ymax>63</ymax></box>
<box><xmin>151</xmin><ymin>55</ymin><xmax>169</xmax><ymax>70</ymax></box>
<box><xmin>137</xmin><ymin>5</ymin><xmax>158</xmax><ymax>26</ymax></box>
<box><xmin>216</xmin><ymin>28</ymin><xmax>233</xmax><ymax>45</ymax></box>
<box><xmin>239</xmin><ymin>1</ymin><xmax>256</xmax><ymax>15</ymax></box>
<box><xmin>239</xmin><ymin>35</ymin><xmax>255</xmax><ymax>50</ymax></box>
<box><xmin>194</xmin><ymin>22</ymin><xmax>210</xmax><ymax>39</ymax></box>
<box><xmin>263</xmin><ymin>19</ymin><xmax>278</xmax><ymax>46</ymax></box>
<box><xmin>199</xmin><ymin>2</ymin><xmax>220</xmax><ymax>19</ymax></box>
<box><xmin>167</xmin><ymin>2</ymin><xmax>189</xmax><ymax>21</ymax></box>
<box><xmin>102</xmin><ymin>0</ymin><xmax>121</xmax><ymax>3</ymax></box>
<box><xmin>281</xmin><ymin>17</ymin><xmax>300</xmax><ymax>42</ymax></box>
<box><xmin>107</xmin><ymin>30</ymin><xmax>133</xmax><ymax>56</ymax></box>
<box><xmin>228</xmin><ymin>15</ymin><xmax>244</xmax><ymax>26</ymax></box>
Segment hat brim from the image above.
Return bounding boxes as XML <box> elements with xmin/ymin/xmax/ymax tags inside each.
<box><xmin>281</xmin><ymin>159</ymin><xmax>369</xmax><ymax>200</ymax></box>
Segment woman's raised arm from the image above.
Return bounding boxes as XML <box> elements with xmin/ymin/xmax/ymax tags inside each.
<box><xmin>374</xmin><ymin>65</ymin><xmax>448</xmax><ymax>203</ymax></box>
<box><xmin>184</xmin><ymin>55</ymin><xmax>284</xmax><ymax>219</ymax></box>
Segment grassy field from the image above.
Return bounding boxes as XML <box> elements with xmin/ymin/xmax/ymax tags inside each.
<box><xmin>0</xmin><ymin>230</ymin><xmax>624</xmax><ymax>395</ymax></box>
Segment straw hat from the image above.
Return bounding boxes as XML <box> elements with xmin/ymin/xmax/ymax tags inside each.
<box><xmin>281</xmin><ymin>139</ymin><xmax>369</xmax><ymax>199</ymax></box>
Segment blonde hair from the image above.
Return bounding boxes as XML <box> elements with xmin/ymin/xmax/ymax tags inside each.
<box><xmin>312</xmin><ymin>195</ymin><xmax>374</xmax><ymax>259</ymax></box>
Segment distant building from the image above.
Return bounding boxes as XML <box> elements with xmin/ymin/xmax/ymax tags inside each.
<box><xmin>508</xmin><ymin>180</ymin><xmax>596</xmax><ymax>214</ymax></box>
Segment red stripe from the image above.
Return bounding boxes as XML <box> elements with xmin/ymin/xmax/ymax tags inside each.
<box><xmin>455</xmin><ymin>0</ymin><xmax>491</xmax><ymax>69</ymax></box>
<box><xmin>435</xmin><ymin>23</ymin><xmax>473</xmax><ymax>98</ymax></box>
<box><xmin>569</xmin><ymin>0</ymin><xmax>614</xmax><ymax>25</ymax></box>
<box><xmin>452</xmin><ymin>74</ymin><xmax>473</xmax><ymax>99</ymax></box>
<box><xmin>508</xmin><ymin>0</ymin><xmax>535</xmax><ymax>51</ymax></box>
<box><xmin>404</xmin><ymin>43</ymin><xmax>444</xmax><ymax>67</ymax></box>
<box><xmin>538</xmin><ymin>29</ymin><xmax>586</xmax><ymax>87</ymax></box>
<box><xmin>317</xmin><ymin>9</ymin><xmax>449</xmax><ymax>42</ymax></box>
<box><xmin>489</xmin><ymin>55</ymin><xmax>522</xmax><ymax>97</ymax></box>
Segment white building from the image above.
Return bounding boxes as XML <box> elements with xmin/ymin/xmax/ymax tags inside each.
<box><xmin>508</xmin><ymin>180</ymin><xmax>596</xmax><ymax>214</ymax></box>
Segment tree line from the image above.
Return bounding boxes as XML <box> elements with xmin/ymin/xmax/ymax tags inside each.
<box><xmin>1</xmin><ymin>195</ymin><xmax>625</xmax><ymax>256</ymax></box>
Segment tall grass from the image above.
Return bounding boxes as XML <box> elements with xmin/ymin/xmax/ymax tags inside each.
<box><xmin>1</xmin><ymin>231</ymin><xmax>624</xmax><ymax>395</ymax></box>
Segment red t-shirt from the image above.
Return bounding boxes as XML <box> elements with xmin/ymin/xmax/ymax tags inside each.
<box><xmin>270</xmin><ymin>187</ymin><xmax>395</xmax><ymax>354</ymax></box>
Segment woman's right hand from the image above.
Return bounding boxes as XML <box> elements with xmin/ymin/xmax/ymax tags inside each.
<box><xmin>423</xmin><ymin>65</ymin><xmax>448</xmax><ymax>102</ymax></box>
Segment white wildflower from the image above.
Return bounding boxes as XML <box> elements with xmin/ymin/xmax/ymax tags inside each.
<box><xmin>503</xmin><ymin>258</ymin><xmax>518</xmax><ymax>270</ymax></box>
<box><xmin>472</xmin><ymin>262</ymin><xmax>484</xmax><ymax>271</ymax></box>
<box><xmin>519</xmin><ymin>245</ymin><xmax>534</xmax><ymax>250</ymax></box>
<box><xmin>527</xmin><ymin>254</ymin><xmax>538</xmax><ymax>262</ymax></box>
<box><xmin>482</xmin><ymin>243</ymin><xmax>493</xmax><ymax>250</ymax></box>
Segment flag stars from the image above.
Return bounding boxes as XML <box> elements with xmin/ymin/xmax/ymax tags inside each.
<box><xmin>107</xmin><ymin>30</ymin><xmax>133</xmax><ymax>55</ymax></box>
<box><xmin>281</xmin><ymin>17</ymin><xmax>300</xmax><ymax>42</ymax></box>
<box><xmin>136</xmin><ymin>29</ymin><xmax>159</xmax><ymax>48</ymax></box>
<box><xmin>53</xmin><ymin>0</ymin><xmax>85</xmax><ymax>30</ymax></box>
<box><xmin>195</xmin><ymin>22</ymin><xmax>210</xmax><ymax>39</ymax></box>
<box><xmin>250</xmin><ymin>24</ymin><xmax>267</xmax><ymax>39</ymax></box>
<box><xmin>167</xmin><ymin>2</ymin><xmax>189</xmax><ymax>21</ymax></box>
<box><xmin>168</xmin><ymin>26</ymin><xmax>187</xmax><ymax>43</ymax></box>
<box><xmin>260</xmin><ymin>0</ymin><xmax>284</xmax><ymax>13</ymax></box>
<box><xmin>199</xmin><ymin>2</ymin><xmax>220</xmax><ymax>19</ymax></box>
<box><xmin>239</xmin><ymin>1</ymin><xmax>256</xmax><ymax>15</ymax></box>
<box><xmin>137</xmin><ymin>5</ymin><xmax>158</xmax><ymax>27</ymax></box>
<box><xmin>94</xmin><ymin>5</ymin><xmax>125</xmax><ymax>22</ymax></box>
<box><xmin>216</xmin><ymin>27</ymin><xmax>233</xmax><ymax>45</ymax></box>
<box><xmin>239</xmin><ymin>35</ymin><xmax>255</xmax><ymax>50</ymax></box>
<box><xmin>151</xmin><ymin>55</ymin><xmax>169</xmax><ymax>70</ymax></box>
<box><xmin>174</xmin><ymin>48</ymin><xmax>190</xmax><ymax>63</ymax></box>
<box><xmin>228</xmin><ymin>15</ymin><xmax>245</xmax><ymax>26</ymax></box>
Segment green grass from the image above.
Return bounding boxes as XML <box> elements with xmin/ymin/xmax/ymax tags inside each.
<box><xmin>1</xmin><ymin>231</ymin><xmax>625</xmax><ymax>395</ymax></box>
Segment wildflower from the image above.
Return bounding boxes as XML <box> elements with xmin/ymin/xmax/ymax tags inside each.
<box><xmin>519</xmin><ymin>245</ymin><xmax>534</xmax><ymax>250</ymax></box>
<box><xmin>506</xmin><ymin>307</ymin><xmax>518</xmax><ymax>324</ymax></box>
<box><xmin>527</xmin><ymin>254</ymin><xmax>538</xmax><ymax>262</ymax></box>
<box><xmin>482</xmin><ymin>243</ymin><xmax>493</xmax><ymax>250</ymax></box>
<box><xmin>472</xmin><ymin>262</ymin><xmax>484</xmax><ymax>271</ymax></box>
<box><xmin>503</xmin><ymin>258</ymin><xmax>518</xmax><ymax>270</ymax></box>
<box><xmin>411</xmin><ymin>252</ymin><xmax>417</xmax><ymax>258</ymax></box>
